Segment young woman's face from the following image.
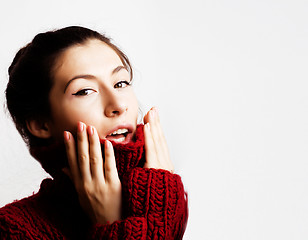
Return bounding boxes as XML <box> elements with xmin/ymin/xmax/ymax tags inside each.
<box><xmin>48</xmin><ymin>39</ymin><xmax>139</xmax><ymax>143</ymax></box>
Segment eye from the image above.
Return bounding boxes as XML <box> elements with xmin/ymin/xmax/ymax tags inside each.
<box><xmin>114</xmin><ymin>81</ymin><xmax>131</xmax><ymax>89</ymax></box>
<box><xmin>72</xmin><ymin>88</ymin><xmax>95</xmax><ymax>96</ymax></box>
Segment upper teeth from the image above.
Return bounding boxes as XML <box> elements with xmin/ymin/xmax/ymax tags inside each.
<box><xmin>110</xmin><ymin>128</ymin><xmax>128</xmax><ymax>135</ymax></box>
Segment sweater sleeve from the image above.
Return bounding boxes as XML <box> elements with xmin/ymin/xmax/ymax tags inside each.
<box><xmin>90</xmin><ymin>216</ymin><xmax>147</xmax><ymax>240</ymax></box>
<box><xmin>122</xmin><ymin>167</ymin><xmax>188</xmax><ymax>240</ymax></box>
<box><xmin>0</xmin><ymin>201</ymin><xmax>147</xmax><ymax>240</ymax></box>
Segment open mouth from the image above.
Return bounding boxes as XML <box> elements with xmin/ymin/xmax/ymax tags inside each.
<box><xmin>105</xmin><ymin>128</ymin><xmax>132</xmax><ymax>144</ymax></box>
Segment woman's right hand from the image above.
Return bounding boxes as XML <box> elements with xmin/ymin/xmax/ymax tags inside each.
<box><xmin>63</xmin><ymin>122</ymin><xmax>122</xmax><ymax>225</ymax></box>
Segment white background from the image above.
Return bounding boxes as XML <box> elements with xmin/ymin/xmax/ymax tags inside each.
<box><xmin>0</xmin><ymin>0</ymin><xmax>308</xmax><ymax>239</ymax></box>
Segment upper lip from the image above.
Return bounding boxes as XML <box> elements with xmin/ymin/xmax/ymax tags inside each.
<box><xmin>105</xmin><ymin>124</ymin><xmax>134</xmax><ymax>137</ymax></box>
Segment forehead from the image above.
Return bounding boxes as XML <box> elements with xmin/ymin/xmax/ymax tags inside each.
<box><xmin>52</xmin><ymin>39</ymin><xmax>123</xmax><ymax>80</ymax></box>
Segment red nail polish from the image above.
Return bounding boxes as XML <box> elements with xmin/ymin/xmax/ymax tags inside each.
<box><xmin>87</xmin><ymin>126</ymin><xmax>94</xmax><ymax>136</ymax></box>
<box><xmin>91</xmin><ymin>126</ymin><xmax>94</xmax><ymax>135</ymax></box>
<box><xmin>78</xmin><ymin>122</ymin><xmax>84</xmax><ymax>132</ymax></box>
<box><xmin>64</xmin><ymin>131</ymin><xmax>70</xmax><ymax>141</ymax></box>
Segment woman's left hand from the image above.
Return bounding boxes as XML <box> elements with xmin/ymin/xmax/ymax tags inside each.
<box><xmin>143</xmin><ymin>107</ymin><xmax>174</xmax><ymax>173</ymax></box>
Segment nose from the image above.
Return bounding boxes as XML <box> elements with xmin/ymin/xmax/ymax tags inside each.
<box><xmin>104</xmin><ymin>89</ymin><xmax>128</xmax><ymax>118</ymax></box>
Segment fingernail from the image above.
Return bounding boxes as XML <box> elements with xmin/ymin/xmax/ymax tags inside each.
<box><xmin>64</xmin><ymin>131</ymin><xmax>70</xmax><ymax>141</ymax></box>
<box><xmin>105</xmin><ymin>140</ymin><xmax>111</xmax><ymax>149</ymax></box>
<box><xmin>146</xmin><ymin>123</ymin><xmax>150</xmax><ymax>130</ymax></box>
<box><xmin>78</xmin><ymin>122</ymin><xmax>85</xmax><ymax>132</ymax></box>
<box><xmin>87</xmin><ymin>126</ymin><xmax>94</xmax><ymax>136</ymax></box>
<box><xmin>150</xmin><ymin>109</ymin><xmax>155</xmax><ymax>119</ymax></box>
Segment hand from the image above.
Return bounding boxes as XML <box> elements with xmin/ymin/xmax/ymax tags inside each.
<box><xmin>63</xmin><ymin>122</ymin><xmax>121</xmax><ymax>225</ymax></box>
<box><xmin>143</xmin><ymin>107</ymin><xmax>174</xmax><ymax>173</ymax></box>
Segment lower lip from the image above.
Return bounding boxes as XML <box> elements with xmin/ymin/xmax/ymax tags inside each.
<box><xmin>106</xmin><ymin>132</ymin><xmax>133</xmax><ymax>144</ymax></box>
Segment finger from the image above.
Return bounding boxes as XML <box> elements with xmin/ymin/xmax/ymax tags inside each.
<box><xmin>144</xmin><ymin>123</ymin><xmax>158</xmax><ymax>168</ymax></box>
<box><xmin>148</xmin><ymin>108</ymin><xmax>174</xmax><ymax>171</ymax></box>
<box><xmin>143</xmin><ymin>109</ymin><xmax>150</xmax><ymax>125</ymax></box>
<box><xmin>148</xmin><ymin>108</ymin><xmax>166</xmax><ymax>163</ymax></box>
<box><xmin>77</xmin><ymin>121</ymin><xmax>91</xmax><ymax>182</ymax></box>
<box><xmin>144</xmin><ymin>107</ymin><xmax>174</xmax><ymax>171</ymax></box>
<box><xmin>64</xmin><ymin>131</ymin><xmax>80</xmax><ymax>184</ymax></box>
<box><xmin>104</xmin><ymin>140</ymin><xmax>119</xmax><ymax>183</ymax></box>
<box><xmin>152</xmin><ymin>108</ymin><xmax>169</xmax><ymax>154</ymax></box>
<box><xmin>153</xmin><ymin>108</ymin><xmax>166</xmax><ymax>144</ymax></box>
<box><xmin>152</xmin><ymin>108</ymin><xmax>173</xmax><ymax>169</ymax></box>
<box><xmin>87</xmin><ymin>125</ymin><xmax>104</xmax><ymax>183</ymax></box>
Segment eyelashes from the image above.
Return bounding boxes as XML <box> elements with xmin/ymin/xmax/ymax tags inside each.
<box><xmin>72</xmin><ymin>80</ymin><xmax>132</xmax><ymax>96</ymax></box>
<box><xmin>114</xmin><ymin>80</ymin><xmax>131</xmax><ymax>89</ymax></box>
<box><xmin>72</xmin><ymin>88</ymin><xmax>95</xmax><ymax>96</ymax></box>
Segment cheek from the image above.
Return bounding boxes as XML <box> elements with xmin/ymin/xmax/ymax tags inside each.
<box><xmin>50</xmin><ymin>101</ymin><xmax>96</xmax><ymax>134</ymax></box>
<box><xmin>127</xmin><ymin>93</ymin><xmax>139</xmax><ymax>119</ymax></box>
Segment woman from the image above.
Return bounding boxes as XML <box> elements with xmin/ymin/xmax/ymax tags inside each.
<box><xmin>0</xmin><ymin>26</ymin><xmax>187</xmax><ymax>239</ymax></box>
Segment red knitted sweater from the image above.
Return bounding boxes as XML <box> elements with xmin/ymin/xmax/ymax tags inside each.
<box><xmin>0</xmin><ymin>124</ymin><xmax>188</xmax><ymax>239</ymax></box>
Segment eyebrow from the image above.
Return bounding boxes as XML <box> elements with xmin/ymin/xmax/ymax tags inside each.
<box><xmin>63</xmin><ymin>65</ymin><xmax>128</xmax><ymax>93</ymax></box>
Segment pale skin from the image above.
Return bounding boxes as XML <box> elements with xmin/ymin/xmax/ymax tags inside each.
<box><xmin>27</xmin><ymin>39</ymin><xmax>174</xmax><ymax>225</ymax></box>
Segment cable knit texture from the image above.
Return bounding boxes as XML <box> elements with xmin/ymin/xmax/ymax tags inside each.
<box><xmin>0</xmin><ymin>124</ymin><xmax>188</xmax><ymax>239</ymax></box>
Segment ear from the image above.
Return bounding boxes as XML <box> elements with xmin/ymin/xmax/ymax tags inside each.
<box><xmin>26</xmin><ymin>119</ymin><xmax>52</xmax><ymax>139</ymax></box>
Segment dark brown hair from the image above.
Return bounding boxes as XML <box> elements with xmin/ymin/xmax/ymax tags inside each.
<box><xmin>5</xmin><ymin>26</ymin><xmax>133</xmax><ymax>147</ymax></box>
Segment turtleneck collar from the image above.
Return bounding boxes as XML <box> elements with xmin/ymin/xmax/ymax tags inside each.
<box><xmin>30</xmin><ymin>124</ymin><xmax>145</xmax><ymax>179</ymax></box>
